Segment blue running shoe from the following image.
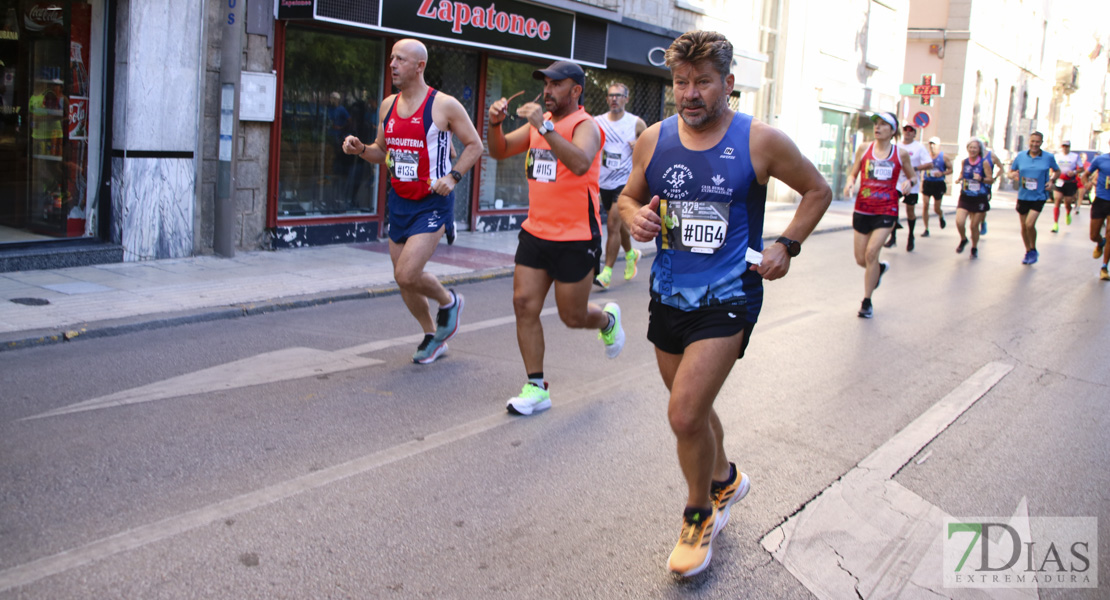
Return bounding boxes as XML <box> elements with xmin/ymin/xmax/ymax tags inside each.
<box><xmin>432</xmin><ymin>290</ymin><xmax>464</xmax><ymax>344</ymax></box>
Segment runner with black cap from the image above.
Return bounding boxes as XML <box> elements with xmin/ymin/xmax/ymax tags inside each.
<box><xmin>487</xmin><ymin>59</ymin><xmax>625</xmax><ymax>416</ymax></box>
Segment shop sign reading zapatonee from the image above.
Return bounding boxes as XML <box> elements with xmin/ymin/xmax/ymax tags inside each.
<box><xmin>381</xmin><ymin>0</ymin><xmax>574</xmax><ymax>61</ymax></box>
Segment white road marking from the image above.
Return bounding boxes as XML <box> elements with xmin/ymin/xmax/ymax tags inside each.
<box><xmin>760</xmin><ymin>362</ymin><xmax>1034</xmax><ymax>599</ymax></box>
<box><xmin>0</xmin><ymin>359</ymin><xmax>648</xmax><ymax>593</ymax></box>
<box><xmin>21</xmin><ymin>308</ymin><xmax>559</xmax><ymax>421</ymax></box>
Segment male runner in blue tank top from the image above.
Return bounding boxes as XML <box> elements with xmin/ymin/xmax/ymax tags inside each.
<box><xmin>618</xmin><ymin>30</ymin><xmax>831</xmax><ymax>578</ymax></box>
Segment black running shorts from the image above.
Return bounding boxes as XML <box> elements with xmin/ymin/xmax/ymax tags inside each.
<box><xmin>647</xmin><ymin>300</ymin><xmax>754</xmax><ymax>359</ymax></box>
<box><xmin>514</xmin><ymin>229</ymin><xmax>601</xmax><ymax>283</ymax></box>
<box><xmin>1016</xmin><ymin>200</ymin><xmax>1047</xmax><ymax>215</ymax></box>
<box><xmin>903</xmin><ymin>193</ymin><xmax>919</xmax><ymax>205</ymax></box>
<box><xmin>852</xmin><ymin>212</ymin><xmax>897</xmax><ymax>234</ymax></box>
<box><xmin>1055</xmin><ymin>179</ymin><xmax>1078</xmax><ymax>197</ymax></box>
<box><xmin>1092</xmin><ymin>199</ymin><xmax>1110</xmax><ymax>221</ymax></box>
<box><xmin>599</xmin><ymin>186</ymin><xmax>623</xmax><ymax>212</ymax></box>
<box><xmin>921</xmin><ymin>180</ymin><xmax>946</xmax><ymax>200</ymax></box>
<box><xmin>958</xmin><ymin>193</ymin><xmax>990</xmax><ymax>213</ymax></box>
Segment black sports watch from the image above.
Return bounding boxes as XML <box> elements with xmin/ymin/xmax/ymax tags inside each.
<box><xmin>776</xmin><ymin>236</ymin><xmax>801</xmax><ymax>257</ymax></box>
<box><xmin>449</xmin><ymin>170</ymin><xmax>463</xmax><ymax>182</ymax></box>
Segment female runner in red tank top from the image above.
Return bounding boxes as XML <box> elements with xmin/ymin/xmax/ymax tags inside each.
<box><xmin>841</xmin><ymin>112</ymin><xmax>917</xmax><ymax>318</ymax></box>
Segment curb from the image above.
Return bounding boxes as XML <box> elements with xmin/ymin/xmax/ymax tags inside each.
<box><xmin>2</xmin><ymin>207</ymin><xmax>940</xmax><ymax>353</ymax></box>
<box><xmin>0</xmin><ymin>266</ymin><xmax>515</xmax><ymax>353</ymax></box>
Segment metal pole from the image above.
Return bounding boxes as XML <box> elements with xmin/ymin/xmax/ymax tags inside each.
<box><xmin>215</xmin><ymin>0</ymin><xmax>242</xmax><ymax>257</ymax></box>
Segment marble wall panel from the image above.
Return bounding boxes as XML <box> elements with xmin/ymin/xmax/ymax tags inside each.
<box><xmin>115</xmin><ymin>0</ymin><xmax>203</xmax><ymax>151</ymax></box>
<box><xmin>112</xmin><ymin>157</ymin><xmax>196</xmax><ymax>261</ymax></box>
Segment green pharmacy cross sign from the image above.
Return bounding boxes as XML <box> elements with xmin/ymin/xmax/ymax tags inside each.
<box><xmin>900</xmin><ymin>73</ymin><xmax>945</xmax><ymax>106</ymax></box>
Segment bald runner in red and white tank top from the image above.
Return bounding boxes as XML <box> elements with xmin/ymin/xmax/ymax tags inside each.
<box><xmin>383</xmin><ymin>87</ymin><xmax>452</xmax><ymax>200</ymax></box>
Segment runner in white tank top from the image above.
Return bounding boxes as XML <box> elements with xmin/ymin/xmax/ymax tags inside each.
<box><xmin>592</xmin><ymin>83</ymin><xmax>646</xmax><ymax>289</ymax></box>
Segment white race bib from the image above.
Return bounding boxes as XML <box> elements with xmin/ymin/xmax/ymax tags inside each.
<box><xmin>1023</xmin><ymin>177</ymin><xmax>1038</xmax><ymax>191</ymax></box>
<box><xmin>527</xmin><ymin>148</ymin><xmax>557</xmax><ymax>183</ymax></box>
<box><xmin>1055</xmin><ymin>179</ymin><xmax>1065</xmax><ymax>188</ymax></box>
<box><xmin>390</xmin><ymin>150</ymin><xmax>419</xmax><ymax>181</ymax></box>
<box><xmin>966</xmin><ymin>181</ymin><xmax>981</xmax><ymax>193</ymax></box>
<box><xmin>603</xmin><ymin>150</ymin><xmax>622</xmax><ymax>170</ymax></box>
<box><xmin>873</xmin><ymin>161</ymin><xmax>894</xmax><ymax>181</ymax></box>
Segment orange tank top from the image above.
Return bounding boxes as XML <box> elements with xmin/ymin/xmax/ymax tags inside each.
<box><xmin>522</xmin><ymin>106</ymin><xmax>604</xmax><ymax>241</ymax></box>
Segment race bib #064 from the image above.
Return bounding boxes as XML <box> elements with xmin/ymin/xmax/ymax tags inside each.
<box><xmin>660</xmin><ymin>198</ymin><xmax>729</xmax><ymax>254</ymax></box>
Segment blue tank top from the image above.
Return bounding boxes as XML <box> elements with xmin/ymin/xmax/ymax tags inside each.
<box><xmin>961</xmin><ymin>157</ymin><xmax>989</xmax><ymax>197</ymax></box>
<box><xmin>644</xmin><ymin>113</ymin><xmax>766</xmax><ymax>319</ymax></box>
<box><xmin>924</xmin><ymin>152</ymin><xmax>946</xmax><ymax>182</ymax></box>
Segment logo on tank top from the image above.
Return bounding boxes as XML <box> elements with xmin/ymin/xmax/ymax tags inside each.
<box><xmin>662</xmin><ymin>164</ymin><xmax>694</xmax><ymax>200</ymax></box>
<box><xmin>721</xmin><ymin>147</ymin><xmax>736</xmax><ymax>160</ymax></box>
<box><xmin>702</xmin><ymin>173</ymin><xmax>733</xmax><ymax>196</ymax></box>
<box><xmin>411</xmin><ymin>117</ymin><xmax>421</xmax><ymax>124</ymax></box>
<box><xmin>712</xmin><ymin>175</ymin><xmax>725</xmax><ymax>186</ymax></box>
<box><xmin>387</xmin><ymin>119</ymin><xmax>395</xmax><ymax>134</ymax></box>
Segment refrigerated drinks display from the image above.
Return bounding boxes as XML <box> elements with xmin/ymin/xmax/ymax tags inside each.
<box><xmin>0</xmin><ymin>1</ymin><xmax>92</xmax><ymax>242</ymax></box>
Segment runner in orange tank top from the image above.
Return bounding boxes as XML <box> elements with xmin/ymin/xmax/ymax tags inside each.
<box><xmin>487</xmin><ymin>60</ymin><xmax>625</xmax><ymax>416</ymax></box>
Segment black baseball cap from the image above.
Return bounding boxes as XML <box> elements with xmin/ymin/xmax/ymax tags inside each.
<box><xmin>533</xmin><ymin>61</ymin><xmax>585</xmax><ymax>87</ymax></box>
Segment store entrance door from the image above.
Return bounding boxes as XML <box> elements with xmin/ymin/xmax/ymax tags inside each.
<box><xmin>817</xmin><ymin>109</ymin><xmax>853</xmax><ymax>200</ymax></box>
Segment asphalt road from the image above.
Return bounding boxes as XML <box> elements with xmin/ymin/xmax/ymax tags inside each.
<box><xmin>1</xmin><ymin>210</ymin><xmax>1107</xmax><ymax>599</ymax></box>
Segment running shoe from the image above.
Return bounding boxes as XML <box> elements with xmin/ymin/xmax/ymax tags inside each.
<box><xmin>432</xmin><ymin>289</ymin><xmax>464</xmax><ymax>344</ymax></box>
<box><xmin>970</xmin><ymin>247</ymin><xmax>978</xmax><ymax>259</ymax></box>
<box><xmin>875</xmin><ymin>261</ymin><xmax>889</xmax><ymax>289</ymax></box>
<box><xmin>667</xmin><ymin>506</ymin><xmax>719</xmax><ymax>577</ymax></box>
<box><xmin>599</xmin><ymin>302</ymin><xmax>625</xmax><ymax>359</ymax></box>
<box><xmin>624</xmin><ymin>248</ymin><xmax>642</xmax><ymax>280</ymax></box>
<box><xmin>506</xmin><ymin>382</ymin><xmax>551</xmax><ymax>416</ymax></box>
<box><xmin>1028</xmin><ymin>249</ymin><xmax>1039</xmax><ymax>264</ymax></box>
<box><xmin>1101</xmin><ymin>267</ymin><xmax>1110</xmax><ymax>281</ymax></box>
<box><xmin>1066</xmin><ymin>212</ymin><xmax>1072</xmax><ymax>226</ymax></box>
<box><xmin>980</xmin><ymin>220</ymin><xmax>988</xmax><ymax>235</ymax></box>
<box><xmin>939</xmin><ymin>215</ymin><xmax>947</xmax><ymax>229</ymax></box>
<box><xmin>956</xmin><ymin>239</ymin><xmax>968</xmax><ymax>253</ymax></box>
<box><xmin>1022</xmin><ymin>250</ymin><xmax>1033</xmax><ymax>265</ymax></box>
<box><xmin>922</xmin><ymin>229</ymin><xmax>930</xmax><ymax>238</ymax></box>
<box><xmin>711</xmin><ymin>464</ymin><xmax>751</xmax><ymax>533</ymax></box>
<box><xmin>594</xmin><ymin>266</ymin><xmax>612</xmax><ymax>290</ymax></box>
<box><xmin>884</xmin><ymin>233</ymin><xmax>897</xmax><ymax>248</ymax></box>
<box><xmin>906</xmin><ymin>235</ymin><xmax>915</xmax><ymax>252</ymax></box>
<box><xmin>1094</xmin><ymin>239</ymin><xmax>1105</xmax><ymax>259</ymax></box>
<box><xmin>1052</xmin><ymin>222</ymin><xmax>1059</xmax><ymax>233</ymax></box>
<box><xmin>858</xmin><ymin>299</ymin><xmax>873</xmax><ymax>319</ymax></box>
<box><xmin>413</xmin><ymin>337</ymin><xmax>447</xmax><ymax>364</ymax></box>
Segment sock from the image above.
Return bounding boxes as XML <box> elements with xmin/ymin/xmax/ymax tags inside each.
<box><xmin>907</xmin><ymin>219</ymin><xmax>916</xmax><ymax>235</ymax></box>
<box><xmin>439</xmin><ymin>290</ymin><xmax>456</xmax><ymax>310</ymax></box>
<box><xmin>527</xmin><ymin>372</ymin><xmax>545</xmax><ymax>389</ymax></box>
<box><xmin>1054</xmin><ymin>205</ymin><xmax>1060</xmax><ymax>222</ymax></box>
<box><xmin>683</xmin><ymin>506</ymin><xmax>714</xmax><ymax>523</ymax></box>
<box><xmin>712</xmin><ymin>463</ymin><xmax>737</xmax><ymax>490</ymax></box>
<box><xmin>602</xmin><ymin>312</ymin><xmax>615</xmax><ymax>334</ymax></box>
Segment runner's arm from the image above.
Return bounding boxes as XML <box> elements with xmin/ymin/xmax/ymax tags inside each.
<box><xmin>751</xmin><ymin>121</ymin><xmax>832</xmax><ymax>280</ymax></box>
<box><xmin>842</xmin><ymin>145</ymin><xmax>866</xmax><ymax>198</ymax></box>
<box><xmin>618</xmin><ymin>123</ymin><xmax>662</xmax><ymax>242</ymax></box>
<box><xmin>486</xmin><ymin>95</ymin><xmax>531</xmax><ymax>159</ymax></box>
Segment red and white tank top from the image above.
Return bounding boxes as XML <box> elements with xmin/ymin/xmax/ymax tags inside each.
<box><xmin>855</xmin><ymin>142</ymin><xmax>902</xmax><ymax>216</ymax></box>
<box><xmin>383</xmin><ymin>88</ymin><xmax>451</xmax><ymax>200</ymax></box>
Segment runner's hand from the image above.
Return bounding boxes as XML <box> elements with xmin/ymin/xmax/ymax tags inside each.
<box><xmin>753</xmin><ymin>242</ymin><xmax>789</xmax><ymax>280</ymax></box>
<box><xmin>630</xmin><ymin>196</ymin><xmax>662</xmax><ymax>243</ymax></box>
<box><xmin>430</xmin><ymin>175</ymin><xmax>456</xmax><ymax>196</ymax></box>
<box><xmin>342</xmin><ymin>136</ymin><xmax>364</xmax><ymax>155</ymax></box>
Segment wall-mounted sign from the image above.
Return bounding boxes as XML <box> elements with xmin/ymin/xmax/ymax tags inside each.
<box><xmin>277</xmin><ymin>0</ymin><xmax>315</xmax><ymax>20</ymax></box>
<box><xmin>899</xmin><ymin>73</ymin><xmax>945</xmax><ymax>106</ymax></box>
<box><xmin>240</xmin><ymin>71</ymin><xmax>277</xmax><ymax>122</ymax></box>
<box><xmin>380</xmin><ymin>0</ymin><xmax>574</xmax><ymax>62</ymax></box>
<box><xmin>913</xmin><ymin>111</ymin><xmax>930</xmax><ymax>129</ymax></box>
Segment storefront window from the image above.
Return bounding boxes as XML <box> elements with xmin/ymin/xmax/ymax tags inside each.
<box><xmin>422</xmin><ymin>44</ymin><xmax>478</xmax><ymax>228</ymax></box>
<box><xmin>277</xmin><ymin>26</ymin><xmax>383</xmax><ymax>219</ymax></box>
<box><xmin>0</xmin><ymin>0</ymin><xmax>98</xmax><ymax>244</ymax></box>
<box><xmin>479</xmin><ymin>55</ymin><xmax>544</xmax><ymax>211</ymax></box>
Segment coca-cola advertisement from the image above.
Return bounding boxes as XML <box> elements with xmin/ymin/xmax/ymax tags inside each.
<box><xmin>67</xmin><ymin>96</ymin><xmax>87</xmax><ymax>140</ymax></box>
<box><xmin>21</xmin><ymin>1</ymin><xmax>65</xmax><ymax>36</ymax></box>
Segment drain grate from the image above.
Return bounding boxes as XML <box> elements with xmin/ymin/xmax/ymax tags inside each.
<box><xmin>10</xmin><ymin>297</ymin><xmax>50</xmax><ymax>306</ymax></box>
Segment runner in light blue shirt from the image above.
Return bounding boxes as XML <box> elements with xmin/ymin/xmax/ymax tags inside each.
<box><xmin>1007</xmin><ymin>132</ymin><xmax>1059</xmax><ymax>265</ymax></box>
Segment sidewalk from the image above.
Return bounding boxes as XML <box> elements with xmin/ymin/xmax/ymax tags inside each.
<box><xmin>0</xmin><ymin>199</ymin><xmax>877</xmax><ymax>351</ymax></box>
